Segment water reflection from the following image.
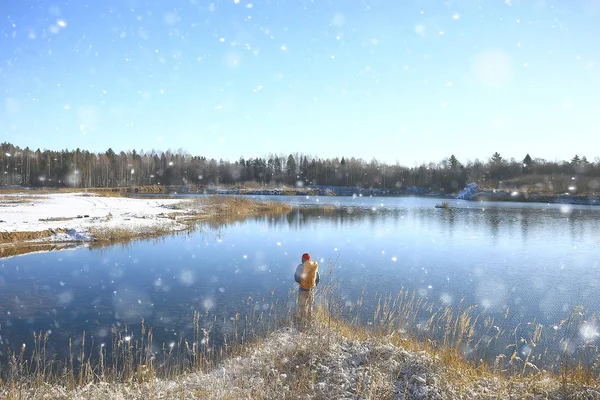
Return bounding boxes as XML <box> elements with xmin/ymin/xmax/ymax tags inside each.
<box><xmin>0</xmin><ymin>198</ymin><xmax>598</xmax><ymax>369</ymax></box>
<box><xmin>238</xmin><ymin>202</ymin><xmax>599</xmax><ymax>247</ymax></box>
<box><xmin>0</xmin><ymin>242</ymin><xmax>83</xmax><ymax>258</ymax></box>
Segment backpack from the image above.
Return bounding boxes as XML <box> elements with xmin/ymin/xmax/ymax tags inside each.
<box><xmin>299</xmin><ymin>260</ymin><xmax>319</xmax><ymax>290</ymax></box>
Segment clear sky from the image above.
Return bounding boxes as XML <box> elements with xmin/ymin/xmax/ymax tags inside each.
<box><xmin>1</xmin><ymin>0</ymin><xmax>599</xmax><ymax>165</ymax></box>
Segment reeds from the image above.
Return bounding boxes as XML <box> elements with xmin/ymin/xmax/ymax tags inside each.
<box><xmin>349</xmin><ymin>288</ymin><xmax>599</xmax><ymax>374</ymax></box>
<box><xmin>0</xmin><ymin>288</ymin><xmax>290</xmax><ymax>396</ymax></box>
<box><xmin>179</xmin><ymin>195</ymin><xmax>293</xmax><ymax>215</ymax></box>
<box><xmin>0</xmin><ymin>258</ymin><xmax>598</xmax><ymax>398</ymax></box>
<box><xmin>88</xmin><ymin>226</ymin><xmax>175</xmax><ymax>242</ymax></box>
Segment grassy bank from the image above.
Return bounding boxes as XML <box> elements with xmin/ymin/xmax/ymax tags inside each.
<box><xmin>2</xmin><ymin>311</ymin><xmax>599</xmax><ymax>399</ymax></box>
<box><xmin>2</xmin><ymin>261</ymin><xmax>600</xmax><ymax>399</ymax></box>
<box><xmin>176</xmin><ymin>195</ymin><xmax>293</xmax><ymax>218</ymax></box>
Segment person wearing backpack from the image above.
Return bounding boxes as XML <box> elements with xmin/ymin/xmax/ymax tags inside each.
<box><xmin>294</xmin><ymin>253</ymin><xmax>320</xmax><ymax>325</ymax></box>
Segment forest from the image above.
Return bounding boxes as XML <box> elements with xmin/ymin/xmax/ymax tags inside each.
<box><xmin>1</xmin><ymin>142</ymin><xmax>598</xmax><ymax>194</ymax></box>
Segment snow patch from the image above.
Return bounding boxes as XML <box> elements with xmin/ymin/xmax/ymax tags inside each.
<box><xmin>0</xmin><ymin>193</ymin><xmax>193</xmax><ymax>245</ymax></box>
<box><xmin>456</xmin><ymin>183</ymin><xmax>480</xmax><ymax>200</ymax></box>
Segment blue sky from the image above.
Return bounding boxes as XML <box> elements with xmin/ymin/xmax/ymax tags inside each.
<box><xmin>1</xmin><ymin>0</ymin><xmax>599</xmax><ymax>165</ymax></box>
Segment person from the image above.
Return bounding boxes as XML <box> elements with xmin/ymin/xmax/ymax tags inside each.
<box><xmin>294</xmin><ymin>253</ymin><xmax>320</xmax><ymax>325</ymax></box>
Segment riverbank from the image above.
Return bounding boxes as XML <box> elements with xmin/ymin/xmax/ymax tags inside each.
<box><xmin>4</xmin><ymin>183</ymin><xmax>598</xmax><ymax>206</ymax></box>
<box><xmin>210</xmin><ymin>184</ymin><xmax>433</xmax><ymax>197</ymax></box>
<box><xmin>0</xmin><ymin>193</ymin><xmax>292</xmax><ymax>258</ymax></box>
<box><xmin>208</xmin><ymin>185</ymin><xmax>600</xmax><ymax>205</ymax></box>
<box><xmin>3</xmin><ymin>310</ymin><xmax>598</xmax><ymax>399</ymax></box>
<box><xmin>456</xmin><ymin>183</ymin><xmax>600</xmax><ymax>205</ymax></box>
<box><xmin>471</xmin><ymin>191</ymin><xmax>599</xmax><ymax>205</ymax></box>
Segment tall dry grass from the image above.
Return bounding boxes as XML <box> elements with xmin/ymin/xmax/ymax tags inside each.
<box><xmin>0</xmin><ymin>287</ymin><xmax>290</xmax><ymax>397</ymax></box>
<box><xmin>179</xmin><ymin>195</ymin><xmax>293</xmax><ymax>214</ymax></box>
<box><xmin>0</xmin><ymin>185</ymin><xmax>166</xmax><ymax>197</ymax></box>
<box><xmin>0</xmin><ymin>258</ymin><xmax>599</xmax><ymax>398</ymax></box>
<box><xmin>88</xmin><ymin>225</ymin><xmax>177</xmax><ymax>242</ymax></box>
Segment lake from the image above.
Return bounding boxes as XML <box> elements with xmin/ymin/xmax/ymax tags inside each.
<box><xmin>1</xmin><ymin>195</ymin><xmax>599</xmax><ymax>368</ymax></box>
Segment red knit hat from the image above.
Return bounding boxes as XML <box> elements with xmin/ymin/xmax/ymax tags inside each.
<box><xmin>302</xmin><ymin>253</ymin><xmax>310</xmax><ymax>261</ymax></box>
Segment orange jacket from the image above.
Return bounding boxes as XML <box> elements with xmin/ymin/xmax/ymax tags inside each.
<box><xmin>294</xmin><ymin>259</ymin><xmax>320</xmax><ymax>290</ymax></box>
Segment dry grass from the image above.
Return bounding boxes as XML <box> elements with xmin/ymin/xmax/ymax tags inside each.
<box><xmin>78</xmin><ymin>191</ymin><xmax>127</xmax><ymax>198</ymax></box>
<box><xmin>0</xmin><ymin>229</ymin><xmax>59</xmax><ymax>243</ymax></box>
<box><xmin>218</xmin><ymin>180</ymin><xmax>268</xmax><ymax>189</ymax></box>
<box><xmin>1</xmin><ymin>260</ymin><xmax>599</xmax><ymax>399</ymax></box>
<box><xmin>0</xmin><ymin>286</ymin><xmax>288</xmax><ymax>399</ymax></box>
<box><xmin>0</xmin><ymin>185</ymin><xmax>166</xmax><ymax>197</ymax></box>
<box><xmin>3</xmin><ymin>305</ymin><xmax>599</xmax><ymax>399</ymax></box>
<box><xmin>38</xmin><ymin>216</ymin><xmax>77</xmax><ymax>222</ymax></box>
<box><xmin>216</xmin><ymin>182</ymin><xmax>314</xmax><ymax>191</ymax></box>
<box><xmin>88</xmin><ymin>226</ymin><xmax>175</xmax><ymax>242</ymax></box>
<box><xmin>179</xmin><ymin>195</ymin><xmax>293</xmax><ymax>215</ymax></box>
<box><xmin>0</xmin><ymin>196</ymin><xmax>36</xmax><ymax>205</ymax></box>
<box><xmin>88</xmin><ymin>197</ymin><xmax>292</xmax><ymax>243</ymax></box>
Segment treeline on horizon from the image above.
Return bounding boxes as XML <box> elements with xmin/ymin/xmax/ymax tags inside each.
<box><xmin>1</xmin><ymin>142</ymin><xmax>598</xmax><ymax>194</ymax></box>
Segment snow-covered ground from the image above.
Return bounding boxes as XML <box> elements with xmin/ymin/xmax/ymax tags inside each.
<box><xmin>11</xmin><ymin>323</ymin><xmax>598</xmax><ymax>399</ymax></box>
<box><xmin>456</xmin><ymin>182</ymin><xmax>480</xmax><ymax>200</ymax></box>
<box><xmin>0</xmin><ymin>193</ymin><xmax>191</xmax><ymax>242</ymax></box>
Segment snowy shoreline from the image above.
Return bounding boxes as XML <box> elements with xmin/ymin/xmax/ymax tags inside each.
<box><xmin>0</xmin><ymin>193</ymin><xmax>194</xmax><ymax>245</ymax></box>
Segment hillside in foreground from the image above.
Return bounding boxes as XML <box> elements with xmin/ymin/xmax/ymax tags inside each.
<box><xmin>5</xmin><ymin>311</ymin><xmax>600</xmax><ymax>400</ymax></box>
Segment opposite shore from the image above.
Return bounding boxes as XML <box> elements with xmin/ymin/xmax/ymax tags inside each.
<box><xmin>3</xmin><ymin>182</ymin><xmax>599</xmax><ymax>205</ymax></box>
<box><xmin>182</xmin><ymin>183</ymin><xmax>600</xmax><ymax>206</ymax></box>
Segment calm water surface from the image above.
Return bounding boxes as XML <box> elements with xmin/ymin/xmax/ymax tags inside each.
<box><xmin>1</xmin><ymin>195</ymin><xmax>599</xmax><ymax>362</ymax></box>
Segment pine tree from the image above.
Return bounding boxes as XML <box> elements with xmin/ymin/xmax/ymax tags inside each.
<box><xmin>449</xmin><ymin>154</ymin><xmax>459</xmax><ymax>169</ymax></box>
<box><xmin>491</xmin><ymin>152</ymin><xmax>503</xmax><ymax>164</ymax></box>
<box><xmin>522</xmin><ymin>154</ymin><xmax>533</xmax><ymax>174</ymax></box>
<box><xmin>285</xmin><ymin>154</ymin><xmax>297</xmax><ymax>184</ymax></box>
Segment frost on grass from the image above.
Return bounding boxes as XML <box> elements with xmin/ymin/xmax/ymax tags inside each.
<box><xmin>7</xmin><ymin>317</ymin><xmax>600</xmax><ymax>399</ymax></box>
<box><xmin>23</xmin><ymin>325</ymin><xmax>424</xmax><ymax>399</ymax></box>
